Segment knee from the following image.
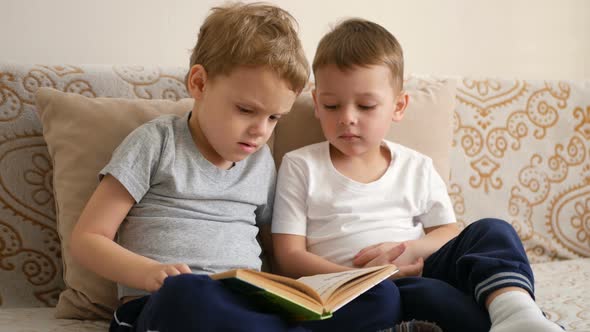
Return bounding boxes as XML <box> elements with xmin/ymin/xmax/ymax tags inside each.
<box><xmin>467</xmin><ymin>218</ymin><xmax>518</xmax><ymax>238</ymax></box>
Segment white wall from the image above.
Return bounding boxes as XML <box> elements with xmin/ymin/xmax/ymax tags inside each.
<box><xmin>2</xmin><ymin>0</ymin><xmax>589</xmax><ymax>79</ymax></box>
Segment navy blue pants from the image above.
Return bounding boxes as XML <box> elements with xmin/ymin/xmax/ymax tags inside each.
<box><xmin>394</xmin><ymin>218</ymin><xmax>535</xmax><ymax>332</ymax></box>
<box><xmin>110</xmin><ymin>274</ymin><xmax>401</xmax><ymax>332</ymax></box>
<box><xmin>111</xmin><ymin>218</ymin><xmax>532</xmax><ymax>332</ymax></box>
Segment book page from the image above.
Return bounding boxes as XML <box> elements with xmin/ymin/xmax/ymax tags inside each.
<box><xmin>296</xmin><ymin>266</ymin><xmax>386</xmax><ymax>302</ymax></box>
<box><xmin>248</xmin><ymin>271</ymin><xmax>324</xmax><ymax>303</ymax></box>
<box><xmin>325</xmin><ymin>265</ymin><xmax>397</xmax><ymax>312</ymax></box>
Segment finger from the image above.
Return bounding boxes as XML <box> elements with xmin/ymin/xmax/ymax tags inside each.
<box><xmin>165</xmin><ymin>266</ymin><xmax>181</xmax><ymax>277</ymax></box>
<box><xmin>415</xmin><ymin>257</ymin><xmax>424</xmax><ymax>276</ymax></box>
<box><xmin>397</xmin><ymin>258</ymin><xmax>424</xmax><ymax>277</ymax></box>
<box><xmin>156</xmin><ymin>271</ymin><xmax>168</xmax><ymax>288</ymax></box>
<box><xmin>353</xmin><ymin>249</ymin><xmax>374</xmax><ymax>266</ymax></box>
<box><xmin>365</xmin><ymin>250</ymin><xmax>398</xmax><ymax>267</ymax></box>
<box><xmin>176</xmin><ymin>263</ymin><xmax>192</xmax><ymax>274</ymax></box>
<box><xmin>398</xmin><ymin>266</ymin><xmax>421</xmax><ymax>277</ymax></box>
<box><xmin>353</xmin><ymin>246</ymin><xmax>385</xmax><ymax>266</ymax></box>
<box><xmin>386</xmin><ymin>243</ymin><xmax>406</xmax><ymax>263</ymax></box>
<box><xmin>354</xmin><ymin>243</ymin><xmax>382</xmax><ymax>258</ymax></box>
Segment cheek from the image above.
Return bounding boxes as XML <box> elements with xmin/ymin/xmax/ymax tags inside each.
<box><xmin>269</xmin><ymin>122</ymin><xmax>279</xmax><ymax>134</ymax></box>
<box><xmin>321</xmin><ymin>113</ymin><xmax>339</xmax><ymax>126</ymax></box>
<box><xmin>365</xmin><ymin>115</ymin><xmax>392</xmax><ymax>134</ymax></box>
<box><xmin>319</xmin><ymin>117</ymin><xmax>337</xmax><ymax>134</ymax></box>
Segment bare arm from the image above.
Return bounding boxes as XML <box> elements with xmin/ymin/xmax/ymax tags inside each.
<box><xmin>353</xmin><ymin>223</ymin><xmax>459</xmax><ymax>275</ymax></box>
<box><xmin>70</xmin><ymin>175</ymin><xmax>190</xmax><ymax>293</ymax></box>
<box><xmin>272</xmin><ymin>233</ymin><xmax>353</xmax><ymax>279</ymax></box>
<box><xmin>407</xmin><ymin>223</ymin><xmax>461</xmax><ymax>260</ymax></box>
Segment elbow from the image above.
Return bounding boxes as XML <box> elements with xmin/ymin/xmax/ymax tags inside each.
<box><xmin>69</xmin><ymin>224</ymin><xmax>96</xmax><ymax>266</ymax></box>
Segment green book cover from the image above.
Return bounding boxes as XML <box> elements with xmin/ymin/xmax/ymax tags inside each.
<box><xmin>219</xmin><ymin>278</ymin><xmax>332</xmax><ymax>321</ymax></box>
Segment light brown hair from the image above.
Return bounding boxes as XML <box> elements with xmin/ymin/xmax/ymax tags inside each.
<box><xmin>313</xmin><ymin>18</ymin><xmax>404</xmax><ymax>90</ymax></box>
<box><xmin>186</xmin><ymin>2</ymin><xmax>310</xmax><ymax>93</ymax></box>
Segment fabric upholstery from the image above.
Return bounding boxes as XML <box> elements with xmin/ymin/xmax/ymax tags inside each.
<box><xmin>0</xmin><ymin>63</ymin><xmax>588</xmax><ymax>330</ymax></box>
<box><xmin>450</xmin><ymin>79</ymin><xmax>590</xmax><ymax>263</ymax></box>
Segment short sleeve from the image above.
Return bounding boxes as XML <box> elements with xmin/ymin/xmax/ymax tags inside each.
<box><xmin>99</xmin><ymin>122</ymin><xmax>165</xmax><ymax>203</ymax></box>
<box><xmin>271</xmin><ymin>155</ymin><xmax>308</xmax><ymax>236</ymax></box>
<box><xmin>415</xmin><ymin>159</ymin><xmax>456</xmax><ymax>228</ymax></box>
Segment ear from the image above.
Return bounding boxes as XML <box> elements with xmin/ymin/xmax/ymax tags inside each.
<box><xmin>392</xmin><ymin>91</ymin><xmax>409</xmax><ymax>123</ymax></box>
<box><xmin>187</xmin><ymin>64</ymin><xmax>208</xmax><ymax>100</ymax></box>
<box><xmin>312</xmin><ymin>88</ymin><xmax>320</xmax><ymax>119</ymax></box>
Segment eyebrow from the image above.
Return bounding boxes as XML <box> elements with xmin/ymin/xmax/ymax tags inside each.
<box><xmin>357</xmin><ymin>93</ymin><xmax>380</xmax><ymax>98</ymax></box>
<box><xmin>318</xmin><ymin>92</ymin><xmax>380</xmax><ymax>98</ymax></box>
<box><xmin>237</xmin><ymin>100</ymin><xmax>291</xmax><ymax>115</ymax></box>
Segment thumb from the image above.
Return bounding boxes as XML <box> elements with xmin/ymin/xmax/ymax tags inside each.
<box><xmin>397</xmin><ymin>257</ymin><xmax>424</xmax><ymax>277</ymax></box>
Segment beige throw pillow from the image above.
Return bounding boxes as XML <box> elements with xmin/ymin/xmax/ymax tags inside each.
<box><xmin>273</xmin><ymin>77</ymin><xmax>456</xmax><ymax>182</ymax></box>
<box><xmin>36</xmin><ymin>87</ymin><xmax>193</xmax><ymax>319</ymax></box>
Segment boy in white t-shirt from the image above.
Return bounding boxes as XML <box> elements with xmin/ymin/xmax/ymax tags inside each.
<box><xmin>272</xmin><ymin>18</ymin><xmax>563</xmax><ymax>332</ymax></box>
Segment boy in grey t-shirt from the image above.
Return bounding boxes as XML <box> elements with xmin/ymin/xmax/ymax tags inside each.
<box><xmin>69</xmin><ymin>3</ymin><xmax>403</xmax><ymax>332</ymax></box>
<box><xmin>99</xmin><ymin>112</ymin><xmax>277</xmax><ymax>300</ymax></box>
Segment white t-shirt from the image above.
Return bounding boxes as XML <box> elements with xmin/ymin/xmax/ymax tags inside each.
<box><xmin>272</xmin><ymin>140</ymin><xmax>456</xmax><ymax>266</ymax></box>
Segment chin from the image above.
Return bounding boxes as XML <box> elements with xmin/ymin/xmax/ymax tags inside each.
<box><xmin>229</xmin><ymin>152</ymin><xmax>252</xmax><ymax>162</ymax></box>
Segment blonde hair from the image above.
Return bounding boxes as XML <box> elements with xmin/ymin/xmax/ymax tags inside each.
<box><xmin>186</xmin><ymin>2</ymin><xmax>310</xmax><ymax>93</ymax></box>
<box><xmin>312</xmin><ymin>18</ymin><xmax>404</xmax><ymax>90</ymax></box>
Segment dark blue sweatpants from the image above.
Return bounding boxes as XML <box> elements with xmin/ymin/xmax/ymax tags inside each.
<box><xmin>110</xmin><ymin>273</ymin><xmax>401</xmax><ymax>332</ymax></box>
<box><xmin>394</xmin><ymin>218</ymin><xmax>535</xmax><ymax>332</ymax></box>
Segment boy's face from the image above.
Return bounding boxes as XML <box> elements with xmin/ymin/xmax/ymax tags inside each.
<box><xmin>188</xmin><ymin>65</ymin><xmax>297</xmax><ymax>169</ymax></box>
<box><xmin>312</xmin><ymin>64</ymin><xmax>407</xmax><ymax>159</ymax></box>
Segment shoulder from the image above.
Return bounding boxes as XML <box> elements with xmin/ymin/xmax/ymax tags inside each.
<box><xmin>128</xmin><ymin>113</ymin><xmax>182</xmax><ymax>141</ymax></box>
<box><xmin>385</xmin><ymin>140</ymin><xmax>434</xmax><ymax>170</ymax></box>
<box><xmin>113</xmin><ymin>114</ymin><xmax>186</xmax><ymax>160</ymax></box>
<box><xmin>282</xmin><ymin>141</ymin><xmax>327</xmax><ymax>165</ymax></box>
<box><xmin>146</xmin><ymin>113</ymin><xmax>184</xmax><ymax>135</ymax></box>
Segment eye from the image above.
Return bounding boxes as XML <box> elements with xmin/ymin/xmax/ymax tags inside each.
<box><xmin>269</xmin><ymin>114</ymin><xmax>281</xmax><ymax>121</ymax></box>
<box><xmin>358</xmin><ymin>105</ymin><xmax>376</xmax><ymax>111</ymax></box>
<box><xmin>323</xmin><ymin>104</ymin><xmax>339</xmax><ymax>110</ymax></box>
<box><xmin>237</xmin><ymin>106</ymin><xmax>253</xmax><ymax>114</ymax></box>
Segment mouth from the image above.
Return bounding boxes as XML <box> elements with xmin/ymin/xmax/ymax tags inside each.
<box><xmin>339</xmin><ymin>134</ymin><xmax>361</xmax><ymax>140</ymax></box>
<box><xmin>238</xmin><ymin>142</ymin><xmax>258</xmax><ymax>153</ymax></box>
<box><xmin>239</xmin><ymin>142</ymin><xmax>258</xmax><ymax>148</ymax></box>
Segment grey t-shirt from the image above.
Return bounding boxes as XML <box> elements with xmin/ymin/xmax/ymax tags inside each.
<box><xmin>99</xmin><ymin>111</ymin><xmax>276</xmax><ymax>299</ymax></box>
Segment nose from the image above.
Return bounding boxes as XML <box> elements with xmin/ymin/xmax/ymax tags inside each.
<box><xmin>249</xmin><ymin>119</ymin><xmax>270</xmax><ymax>137</ymax></box>
<box><xmin>339</xmin><ymin>106</ymin><xmax>358</xmax><ymax>125</ymax></box>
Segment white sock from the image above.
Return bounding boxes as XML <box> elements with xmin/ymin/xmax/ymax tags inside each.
<box><xmin>488</xmin><ymin>291</ymin><xmax>562</xmax><ymax>332</ymax></box>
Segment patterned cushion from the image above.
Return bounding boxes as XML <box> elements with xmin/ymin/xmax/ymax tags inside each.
<box><xmin>450</xmin><ymin>79</ymin><xmax>590</xmax><ymax>262</ymax></box>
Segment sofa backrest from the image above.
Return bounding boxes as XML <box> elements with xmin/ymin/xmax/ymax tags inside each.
<box><xmin>0</xmin><ymin>63</ymin><xmax>588</xmax><ymax>312</ymax></box>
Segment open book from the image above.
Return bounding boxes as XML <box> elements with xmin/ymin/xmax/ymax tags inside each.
<box><xmin>210</xmin><ymin>264</ymin><xmax>398</xmax><ymax>321</ymax></box>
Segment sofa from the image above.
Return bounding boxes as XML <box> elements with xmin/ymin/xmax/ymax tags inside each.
<box><xmin>0</xmin><ymin>63</ymin><xmax>588</xmax><ymax>331</ymax></box>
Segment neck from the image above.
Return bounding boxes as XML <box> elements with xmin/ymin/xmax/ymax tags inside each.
<box><xmin>329</xmin><ymin>143</ymin><xmax>391</xmax><ymax>183</ymax></box>
<box><xmin>187</xmin><ymin>108</ymin><xmax>234</xmax><ymax>170</ymax></box>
